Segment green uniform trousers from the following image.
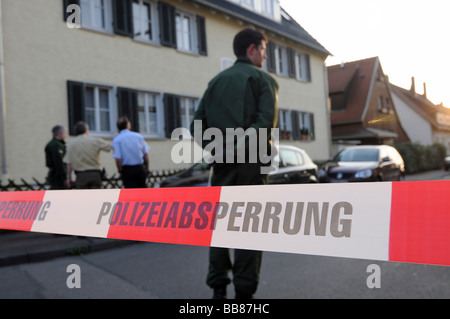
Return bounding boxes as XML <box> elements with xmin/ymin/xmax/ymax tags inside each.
<box><xmin>206</xmin><ymin>162</ymin><xmax>267</xmax><ymax>297</ymax></box>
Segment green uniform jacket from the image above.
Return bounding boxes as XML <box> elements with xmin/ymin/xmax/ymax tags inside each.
<box><xmin>45</xmin><ymin>138</ymin><xmax>67</xmax><ymax>188</ymax></box>
<box><xmin>190</xmin><ymin>57</ymin><xmax>279</xmax><ymax>149</ymax></box>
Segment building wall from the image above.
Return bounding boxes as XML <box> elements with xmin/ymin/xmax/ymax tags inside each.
<box><xmin>391</xmin><ymin>93</ymin><xmax>433</xmax><ymax>145</ymax></box>
<box><xmin>1</xmin><ymin>0</ymin><xmax>330</xmax><ymax>182</ymax></box>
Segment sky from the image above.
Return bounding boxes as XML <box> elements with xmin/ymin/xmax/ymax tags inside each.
<box><xmin>279</xmin><ymin>0</ymin><xmax>450</xmax><ymax>108</ymax></box>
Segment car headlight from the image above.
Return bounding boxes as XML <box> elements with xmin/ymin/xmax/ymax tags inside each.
<box><xmin>355</xmin><ymin>169</ymin><xmax>372</xmax><ymax>179</ymax></box>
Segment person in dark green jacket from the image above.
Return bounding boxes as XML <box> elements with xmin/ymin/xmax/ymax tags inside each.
<box><xmin>190</xmin><ymin>28</ymin><xmax>279</xmax><ymax>299</ymax></box>
<box><xmin>45</xmin><ymin>125</ymin><xmax>67</xmax><ymax>190</ymax></box>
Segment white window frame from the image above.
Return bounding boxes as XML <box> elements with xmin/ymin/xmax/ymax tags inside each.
<box><xmin>298</xmin><ymin>111</ymin><xmax>315</xmax><ymax>141</ymax></box>
<box><xmin>136</xmin><ymin>90</ymin><xmax>164</xmax><ymax>138</ymax></box>
<box><xmin>179</xmin><ymin>96</ymin><xmax>199</xmax><ymax>138</ymax></box>
<box><xmin>279</xmin><ymin>109</ymin><xmax>292</xmax><ymax>140</ymax></box>
<box><xmin>240</xmin><ymin>0</ymin><xmax>255</xmax><ymax>9</ymax></box>
<box><xmin>132</xmin><ymin>0</ymin><xmax>159</xmax><ymax>44</ymax></box>
<box><xmin>80</xmin><ymin>0</ymin><xmax>113</xmax><ymax>33</ymax></box>
<box><xmin>295</xmin><ymin>52</ymin><xmax>310</xmax><ymax>82</ymax></box>
<box><xmin>261</xmin><ymin>0</ymin><xmax>274</xmax><ymax>17</ymax></box>
<box><xmin>275</xmin><ymin>44</ymin><xmax>288</xmax><ymax>77</ymax></box>
<box><xmin>84</xmin><ymin>83</ymin><xmax>116</xmax><ymax>136</ymax></box>
<box><xmin>175</xmin><ymin>10</ymin><xmax>198</xmax><ymax>54</ymax></box>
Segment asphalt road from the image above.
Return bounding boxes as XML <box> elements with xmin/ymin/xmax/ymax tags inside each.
<box><xmin>0</xmin><ymin>170</ymin><xmax>449</xmax><ymax>300</ymax></box>
<box><xmin>0</xmin><ymin>241</ymin><xmax>449</xmax><ymax>299</ymax></box>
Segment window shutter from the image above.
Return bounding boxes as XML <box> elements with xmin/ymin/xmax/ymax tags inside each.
<box><xmin>67</xmin><ymin>80</ymin><xmax>85</xmax><ymax>136</ymax></box>
<box><xmin>287</xmin><ymin>48</ymin><xmax>296</xmax><ymax>78</ymax></box>
<box><xmin>291</xmin><ymin>111</ymin><xmax>300</xmax><ymax>141</ymax></box>
<box><xmin>196</xmin><ymin>15</ymin><xmax>207</xmax><ymax>56</ymax></box>
<box><xmin>266</xmin><ymin>41</ymin><xmax>276</xmax><ymax>73</ymax></box>
<box><xmin>117</xmin><ymin>87</ymin><xmax>139</xmax><ymax>132</ymax></box>
<box><xmin>309</xmin><ymin>113</ymin><xmax>315</xmax><ymax>140</ymax></box>
<box><xmin>158</xmin><ymin>2</ymin><xmax>177</xmax><ymax>48</ymax></box>
<box><xmin>305</xmin><ymin>54</ymin><xmax>312</xmax><ymax>82</ymax></box>
<box><xmin>163</xmin><ymin>94</ymin><xmax>181</xmax><ymax>138</ymax></box>
<box><xmin>63</xmin><ymin>0</ymin><xmax>80</xmax><ymax>22</ymax></box>
<box><xmin>112</xmin><ymin>0</ymin><xmax>134</xmax><ymax>37</ymax></box>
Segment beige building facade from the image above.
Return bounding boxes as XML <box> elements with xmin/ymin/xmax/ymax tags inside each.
<box><xmin>0</xmin><ymin>0</ymin><xmax>330</xmax><ymax>183</ymax></box>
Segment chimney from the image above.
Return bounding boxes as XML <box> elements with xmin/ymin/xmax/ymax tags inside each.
<box><xmin>410</xmin><ymin>77</ymin><xmax>416</xmax><ymax>94</ymax></box>
<box><xmin>423</xmin><ymin>82</ymin><xmax>427</xmax><ymax>99</ymax></box>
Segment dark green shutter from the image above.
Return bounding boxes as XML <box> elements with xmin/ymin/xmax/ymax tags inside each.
<box><xmin>164</xmin><ymin>94</ymin><xmax>181</xmax><ymax>138</ymax></box>
<box><xmin>67</xmin><ymin>80</ymin><xmax>85</xmax><ymax>136</ymax></box>
<box><xmin>158</xmin><ymin>2</ymin><xmax>177</xmax><ymax>48</ymax></box>
<box><xmin>287</xmin><ymin>48</ymin><xmax>296</xmax><ymax>78</ymax></box>
<box><xmin>291</xmin><ymin>111</ymin><xmax>300</xmax><ymax>141</ymax></box>
<box><xmin>117</xmin><ymin>87</ymin><xmax>139</xmax><ymax>132</ymax></box>
<box><xmin>63</xmin><ymin>0</ymin><xmax>80</xmax><ymax>22</ymax></box>
<box><xmin>266</xmin><ymin>41</ymin><xmax>276</xmax><ymax>73</ymax></box>
<box><xmin>197</xmin><ymin>15</ymin><xmax>207</xmax><ymax>56</ymax></box>
<box><xmin>112</xmin><ymin>0</ymin><xmax>134</xmax><ymax>37</ymax></box>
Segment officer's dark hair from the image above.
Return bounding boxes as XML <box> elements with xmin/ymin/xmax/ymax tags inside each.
<box><xmin>233</xmin><ymin>28</ymin><xmax>267</xmax><ymax>58</ymax></box>
<box><xmin>74</xmin><ymin>121</ymin><xmax>88</xmax><ymax>136</ymax></box>
<box><xmin>117</xmin><ymin>116</ymin><xmax>130</xmax><ymax>131</ymax></box>
<box><xmin>51</xmin><ymin>125</ymin><xmax>64</xmax><ymax>138</ymax></box>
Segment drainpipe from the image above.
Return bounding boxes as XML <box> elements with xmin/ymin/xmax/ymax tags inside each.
<box><xmin>0</xmin><ymin>0</ymin><xmax>8</xmax><ymax>186</ymax></box>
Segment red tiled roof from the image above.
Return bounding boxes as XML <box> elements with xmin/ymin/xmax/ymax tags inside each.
<box><xmin>328</xmin><ymin>57</ymin><xmax>378</xmax><ymax>125</ymax></box>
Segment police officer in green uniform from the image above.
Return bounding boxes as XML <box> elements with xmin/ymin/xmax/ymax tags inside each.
<box><xmin>45</xmin><ymin>125</ymin><xmax>67</xmax><ymax>190</ymax></box>
<box><xmin>191</xmin><ymin>28</ymin><xmax>279</xmax><ymax>299</ymax></box>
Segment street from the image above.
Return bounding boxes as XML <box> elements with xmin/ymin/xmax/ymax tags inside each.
<box><xmin>0</xmin><ymin>170</ymin><xmax>449</xmax><ymax>299</ymax></box>
<box><xmin>1</xmin><ymin>241</ymin><xmax>449</xmax><ymax>299</ymax></box>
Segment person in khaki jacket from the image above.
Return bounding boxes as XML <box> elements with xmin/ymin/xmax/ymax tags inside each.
<box><xmin>191</xmin><ymin>28</ymin><xmax>279</xmax><ymax>299</ymax></box>
<box><xmin>63</xmin><ymin>121</ymin><xmax>112</xmax><ymax>189</ymax></box>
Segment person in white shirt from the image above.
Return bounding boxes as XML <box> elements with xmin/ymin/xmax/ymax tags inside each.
<box><xmin>113</xmin><ymin>116</ymin><xmax>150</xmax><ymax>188</ymax></box>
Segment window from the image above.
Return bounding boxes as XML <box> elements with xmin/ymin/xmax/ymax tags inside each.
<box><xmin>157</xmin><ymin>2</ymin><xmax>207</xmax><ymax>55</ymax></box>
<box><xmin>179</xmin><ymin>97</ymin><xmax>197</xmax><ymax>137</ymax></box>
<box><xmin>80</xmin><ymin>0</ymin><xmax>113</xmax><ymax>32</ymax></box>
<box><xmin>291</xmin><ymin>110</ymin><xmax>315</xmax><ymax>141</ymax></box>
<box><xmin>275</xmin><ymin>45</ymin><xmax>288</xmax><ymax>76</ymax></box>
<box><xmin>267</xmin><ymin>42</ymin><xmax>311</xmax><ymax>82</ymax></box>
<box><xmin>132</xmin><ymin>0</ymin><xmax>158</xmax><ymax>43</ymax></box>
<box><xmin>163</xmin><ymin>94</ymin><xmax>199</xmax><ymax>138</ymax></box>
<box><xmin>176</xmin><ymin>11</ymin><xmax>195</xmax><ymax>52</ymax></box>
<box><xmin>330</xmin><ymin>92</ymin><xmax>346</xmax><ymax>111</ymax></box>
<box><xmin>280</xmin><ymin>148</ymin><xmax>304</xmax><ymax>167</ymax></box>
<box><xmin>295</xmin><ymin>52</ymin><xmax>311</xmax><ymax>82</ymax></box>
<box><xmin>137</xmin><ymin>91</ymin><xmax>164</xmax><ymax>137</ymax></box>
<box><xmin>84</xmin><ymin>85</ymin><xmax>114</xmax><ymax>134</ymax></box>
<box><xmin>278</xmin><ymin>109</ymin><xmax>292</xmax><ymax>140</ymax></box>
<box><xmin>261</xmin><ymin>0</ymin><xmax>274</xmax><ymax>17</ymax></box>
<box><xmin>240</xmin><ymin>0</ymin><xmax>254</xmax><ymax>8</ymax></box>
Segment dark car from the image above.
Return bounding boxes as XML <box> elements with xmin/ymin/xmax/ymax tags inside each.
<box><xmin>319</xmin><ymin>145</ymin><xmax>405</xmax><ymax>183</ymax></box>
<box><xmin>157</xmin><ymin>145</ymin><xmax>318</xmax><ymax>188</ymax></box>
<box><xmin>445</xmin><ymin>156</ymin><xmax>450</xmax><ymax>171</ymax></box>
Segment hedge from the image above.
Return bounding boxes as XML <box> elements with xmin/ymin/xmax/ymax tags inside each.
<box><xmin>394</xmin><ymin>142</ymin><xmax>446</xmax><ymax>174</ymax></box>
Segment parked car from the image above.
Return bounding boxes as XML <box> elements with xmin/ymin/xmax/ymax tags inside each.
<box><xmin>319</xmin><ymin>145</ymin><xmax>405</xmax><ymax>183</ymax></box>
<box><xmin>445</xmin><ymin>156</ymin><xmax>450</xmax><ymax>171</ymax></box>
<box><xmin>157</xmin><ymin>145</ymin><xmax>318</xmax><ymax>187</ymax></box>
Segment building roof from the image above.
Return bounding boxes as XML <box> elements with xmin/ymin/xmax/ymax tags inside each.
<box><xmin>327</xmin><ymin>57</ymin><xmax>379</xmax><ymax>125</ymax></box>
<box><xmin>390</xmin><ymin>83</ymin><xmax>450</xmax><ymax>132</ymax></box>
<box><xmin>194</xmin><ymin>0</ymin><xmax>330</xmax><ymax>56</ymax></box>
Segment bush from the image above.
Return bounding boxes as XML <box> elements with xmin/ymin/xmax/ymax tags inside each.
<box><xmin>394</xmin><ymin>142</ymin><xmax>446</xmax><ymax>174</ymax></box>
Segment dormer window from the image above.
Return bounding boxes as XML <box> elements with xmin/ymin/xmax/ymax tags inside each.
<box><xmin>261</xmin><ymin>0</ymin><xmax>274</xmax><ymax>17</ymax></box>
<box><xmin>225</xmin><ymin>0</ymin><xmax>280</xmax><ymax>21</ymax></box>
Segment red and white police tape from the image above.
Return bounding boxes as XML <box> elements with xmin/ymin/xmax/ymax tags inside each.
<box><xmin>0</xmin><ymin>181</ymin><xmax>449</xmax><ymax>267</ymax></box>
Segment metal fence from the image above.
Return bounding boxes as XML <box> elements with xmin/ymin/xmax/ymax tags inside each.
<box><xmin>0</xmin><ymin>169</ymin><xmax>183</xmax><ymax>192</ymax></box>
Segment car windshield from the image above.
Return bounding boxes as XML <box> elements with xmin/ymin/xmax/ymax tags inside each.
<box><xmin>333</xmin><ymin>148</ymin><xmax>379</xmax><ymax>162</ymax></box>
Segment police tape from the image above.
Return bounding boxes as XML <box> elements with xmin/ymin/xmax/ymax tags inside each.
<box><xmin>0</xmin><ymin>181</ymin><xmax>449</xmax><ymax>267</ymax></box>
